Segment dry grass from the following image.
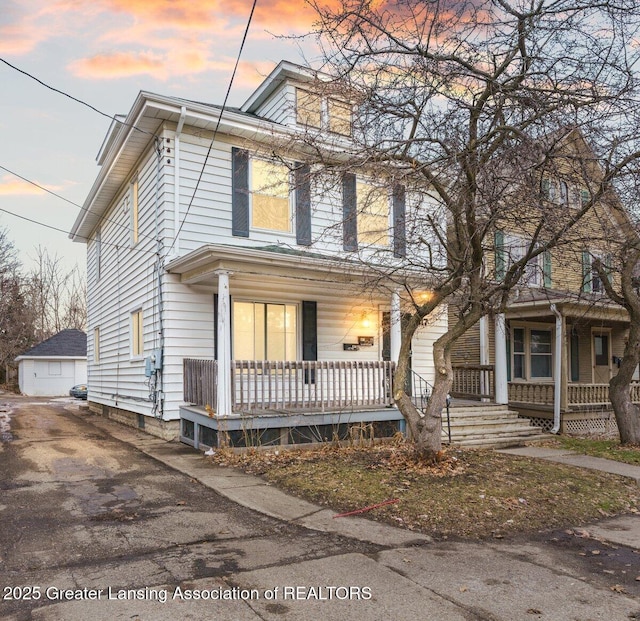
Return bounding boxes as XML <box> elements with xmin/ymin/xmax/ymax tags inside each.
<box><xmin>209</xmin><ymin>443</ymin><xmax>639</xmax><ymax>540</ymax></box>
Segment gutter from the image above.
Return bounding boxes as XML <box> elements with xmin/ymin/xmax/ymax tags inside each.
<box><xmin>550</xmin><ymin>304</ymin><xmax>562</xmax><ymax>434</ymax></box>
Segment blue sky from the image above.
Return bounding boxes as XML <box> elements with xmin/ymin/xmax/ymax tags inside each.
<box><xmin>0</xmin><ymin>0</ymin><xmax>323</xmax><ymax>270</ymax></box>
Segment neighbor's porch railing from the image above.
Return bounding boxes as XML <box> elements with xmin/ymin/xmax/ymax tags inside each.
<box><xmin>184</xmin><ymin>359</ymin><xmax>395</xmax><ymax>412</ymax></box>
<box><xmin>509</xmin><ymin>382</ymin><xmax>640</xmax><ymax>408</ymax></box>
<box><xmin>451</xmin><ymin>365</ymin><xmax>495</xmax><ymax>400</ymax></box>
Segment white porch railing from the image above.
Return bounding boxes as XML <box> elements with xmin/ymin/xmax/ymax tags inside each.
<box><xmin>184</xmin><ymin>359</ymin><xmax>395</xmax><ymax>412</ymax></box>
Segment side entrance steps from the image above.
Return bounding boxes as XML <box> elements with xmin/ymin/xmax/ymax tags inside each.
<box><xmin>442</xmin><ymin>402</ymin><xmax>549</xmax><ymax>449</ymax></box>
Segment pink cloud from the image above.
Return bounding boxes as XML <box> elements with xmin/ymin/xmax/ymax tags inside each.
<box><xmin>69</xmin><ymin>51</ymin><xmax>167</xmax><ymax>79</ymax></box>
<box><xmin>0</xmin><ymin>175</ymin><xmax>50</xmax><ymax>196</ymax></box>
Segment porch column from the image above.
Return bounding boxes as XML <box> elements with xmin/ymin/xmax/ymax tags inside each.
<box><xmin>479</xmin><ymin>315</ymin><xmax>490</xmax><ymax>402</ymax></box>
<box><xmin>494</xmin><ymin>313</ymin><xmax>509</xmax><ymax>404</ymax></box>
<box><xmin>216</xmin><ymin>270</ymin><xmax>232</xmax><ymax>417</ymax></box>
<box><xmin>390</xmin><ymin>290</ymin><xmax>401</xmax><ymax>363</ymax></box>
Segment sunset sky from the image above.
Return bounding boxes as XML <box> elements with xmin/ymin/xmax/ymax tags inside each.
<box><xmin>0</xmin><ymin>0</ymin><xmax>324</xmax><ymax>270</ymax></box>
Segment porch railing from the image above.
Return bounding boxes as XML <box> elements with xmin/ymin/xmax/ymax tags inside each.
<box><xmin>451</xmin><ymin>365</ymin><xmax>495</xmax><ymax>400</ymax></box>
<box><xmin>184</xmin><ymin>359</ymin><xmax>395</xmax><ymax>412</ymax></box>
<box><xmin>509</xmin><ymin>382</ymin><xmax>640</xmax><ymax>408</ymax></box>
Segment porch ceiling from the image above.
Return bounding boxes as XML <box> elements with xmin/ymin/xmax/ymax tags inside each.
<box><xmin>505</xmin><ymin>295</ymin><xmax>628</xmax><ymax>323</ymax></box>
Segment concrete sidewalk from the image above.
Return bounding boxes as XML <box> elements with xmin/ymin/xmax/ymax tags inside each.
<box><xmin>23</xmin><ymin>402</ymin><xmax>638</xmax><ymax>621</ymax></box>
<box><xmin>499</xmin><ymin>445</ymin><xmax>640</xmax><ymax>485</ymax></box>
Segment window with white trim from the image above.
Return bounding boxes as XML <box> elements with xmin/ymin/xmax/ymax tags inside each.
<box><xmin>357</xmin><ymin>182</ymin><xmax>390</xmax><ymax>247</ymax></box>
<box><xmin>131</xmin><ymin>309</ymin><xmax>143</xmax><ymax>357</ymax></box>
<box><xmin>511</xmin><ymin>326</ymin><xmax>553</xmax><ymax>380</ymax></box>
<box><xmin>130</xmin><ymin>176</ymin><xmax>139</xmax><ymax>245</ymax></box>
<box><xmin>94</xmin><ymin>327</ymin><xmax>100</xmax><ymax>364</ymax></box>
<box><xmin>250</xmin><ymin>159</ymin><xmax>292</xmax><ymax>233</ymax></box>
<box><xmin>233</xmin><ymin>301</ymin><xmax>298</xmax><ymax>361</ymax></box>
<box><xmin>503</xmin><ymin>234</ymin><xmax>543</xmax><ymax>286</ymax></box>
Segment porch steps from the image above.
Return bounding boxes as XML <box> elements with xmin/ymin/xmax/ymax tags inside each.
<box><xmin>442</xmin><ymin>403</ymin><xmax>549</xmax><ymax>448</ymax></box>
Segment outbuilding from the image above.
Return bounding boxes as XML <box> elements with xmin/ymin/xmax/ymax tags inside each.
<box><xmin>15</xmin><ymin>329</ymin><xmax>87</xmax><ymax>397</ymax></box>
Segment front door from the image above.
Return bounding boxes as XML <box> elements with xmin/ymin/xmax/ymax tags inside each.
<box><xmin>593</xmin><ymin>333</ymin><xmax>611</xmax><ymax>384</ymax></box>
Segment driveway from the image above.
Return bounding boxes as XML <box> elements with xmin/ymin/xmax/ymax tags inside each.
<box><xmin>1</xmin><ymin>395</ymin><xmax>638</xmax><ymax>621</ymax></box>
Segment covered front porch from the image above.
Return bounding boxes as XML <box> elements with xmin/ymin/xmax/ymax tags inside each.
<box><xmin>453</xmin><ymin>293</ymin><xmax>634</xmax><ymax>435</ymax></box>
<box><xmin>165</xmin><ymin>244</ymin><xmax>444</xmax><ymax>448</ymax></box>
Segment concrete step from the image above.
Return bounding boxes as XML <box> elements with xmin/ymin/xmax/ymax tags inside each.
<box><xmin>448</xmin><ymin>433</ymin><xmax>551</xmax><ymax>449</ymax></box>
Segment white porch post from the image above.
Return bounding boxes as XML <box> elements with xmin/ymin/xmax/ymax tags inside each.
<box><xmin>479</xmin><ymin>315</ymin><xmax>490</xmax><ymax>402</ymax></box>
<box><xmin>390</xmin><ymin>290</ymin><xmax>401</xmax><ymax>363</ymax></box>
<box><xmin>216</xmin><ymin>270</ymin><xmax>232</xmax><ymax>417</ymax></box>
<box><xmin>494</xmin><ymin>313</ymin><xmax>509</xmax><ymax>404</ymax></box>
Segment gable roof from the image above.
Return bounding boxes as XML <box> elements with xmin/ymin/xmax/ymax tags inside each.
<box><xmin>17</xmin><ymin>329</ymin><xmax>87</xmax><ymax>359</ymax></box>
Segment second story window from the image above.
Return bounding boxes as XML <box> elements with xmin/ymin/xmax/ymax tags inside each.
<box><xmin>357</xmin><ymin>182</ymin><xmax>390</xmax><ymax>246</ymax></box>
<box><xmin>250</xmin><ymin>159</ymin><xmax>292</xmax><ymax>233</ymax></box>
<box><xmin>130</xmin><ymin>176</ymin><xmax>139</xmax><ymax>245</ymax></box>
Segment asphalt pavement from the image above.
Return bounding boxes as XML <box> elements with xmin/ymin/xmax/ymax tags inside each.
<box><xmin>1</xmin><ymin>395</ymin><xmax>639</xmax><ymax>621</ymax></box>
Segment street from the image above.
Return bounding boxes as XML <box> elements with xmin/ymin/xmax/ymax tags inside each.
<box><xmin>1</xmin><ymin>396</ymin><xmax>639</xmax><ymax>620</ymax></box>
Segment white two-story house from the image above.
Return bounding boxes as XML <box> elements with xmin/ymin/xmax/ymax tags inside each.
<box><xmin>70</xmin><ymin>61</ymin><xmax>448</xmax><ymax>448</ymax></box>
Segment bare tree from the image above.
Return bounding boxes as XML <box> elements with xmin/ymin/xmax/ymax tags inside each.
<box><xmin>294</xmin><ymin>0</ymin><xmax>640</xmax><ymax>459</ymax></box>
<box><xmin>26</xmin><ymin>246</ymin><xmax>86</xmax><ymax>341</ymax></box>
<box><xmin>0</xmin><ymin>228</ymin><xmax>35</xmax><ymax>382</ymax></box>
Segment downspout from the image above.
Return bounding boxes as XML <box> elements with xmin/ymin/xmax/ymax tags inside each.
<box><xmin>173</xmin><ymin>106</ymin><xmax>187</xmax><ymax>258</ymax></box>
<box><xmin>550</xmin><ymin>304</ymin><xmax>562</xmax><ymax>434</ymax></box>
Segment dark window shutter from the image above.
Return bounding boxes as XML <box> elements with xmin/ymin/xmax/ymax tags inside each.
<box><xmin>295</xmin><ymin>163</ymin><xmax>312</xmax><ymax>246</ymax></box>
<box><xmin>342</xmin><ymin>173</ymin><xmax>357</xmax><ymax>251</ymax></box>
<box><xmin>231</xmin><ymin>147</ymin><xmax>249</xmax><ymax>237</ymax></box>
<box><xmin>392</xmin><ymin>184</ymin><xmax>406</xmax><ymax>258</ymax></box>
<box><xmin>302</xmin><ymin>301</ymin><xmax>317</xmax><ymax>385</ymax></box>
<box><xmin>543</xmin><ymin>250</ymin><xmax>552</xmax><ymax>288</ymax></box>
<box><xmin>495</xmin><ymin>230</ymin><xmax>505</xmax><ymax>280</ymax></box>
<box><xmin>570</xmin><ymin>328</ymin><xmax>580</xmax><ymax>382</ymax></box>
<box><xmin>582</xmin><ymin>250</ymin><xmax>591</xmax><ymax>293</ymax></box>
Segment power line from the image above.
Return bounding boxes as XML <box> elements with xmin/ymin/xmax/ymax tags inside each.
<box><xmin>166</xmin><ymin>0</ymin><xmax>258</xmax><ymax>256</ymax></box>
<box><xmin>0</xmin><ymin>208</ymin><xmax>156</xmax><ymax>256</ymax></box>
<box><xmin>0</xmin><ymin>57</ymin><xmax>154</xmax><ymax>137</ymax></box>
<box><xmin>0</xmin><ymin>163</ymin><xmax>157</xmax><ymax>243</ymax></box>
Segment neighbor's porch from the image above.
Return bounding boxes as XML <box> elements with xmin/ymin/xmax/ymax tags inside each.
<box><xmin>452</xmin><ymin>297</ymin><xmax>634</xmax><ymax>434</ymax></box>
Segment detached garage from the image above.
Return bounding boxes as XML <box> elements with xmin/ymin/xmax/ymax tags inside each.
<box><xmin>15</xmin><ymin>329</ymin><xmax>87</xmax><ymax>397</ymax></box>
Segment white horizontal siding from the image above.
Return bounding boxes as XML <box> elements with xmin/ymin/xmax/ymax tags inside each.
<box><xmin>159</xmin><ymin>273</ymin><xmax>446</xmax><ymax>420</ymax></box>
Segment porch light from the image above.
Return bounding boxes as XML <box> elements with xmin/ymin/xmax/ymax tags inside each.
<box><xmin>417</xmin><ymin>290</ymin><xmax>434</xmax><ymax>304</ymax></box>
<box><xmin>361</xmin><ymin>311</ymin><xmax>371</xmax><ymax>329</ymax></box>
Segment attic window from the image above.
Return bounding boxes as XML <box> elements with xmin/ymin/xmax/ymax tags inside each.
<box><xmin>296</xmin><ymin>89</ymin><xmax>321</xmax><ymax>129</ymax></box>
<box><xmin>328</xmin><ymin>99</ymin><xmax>352</xmax><ymax>136</ymax></box>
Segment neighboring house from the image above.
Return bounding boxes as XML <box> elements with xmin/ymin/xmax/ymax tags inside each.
<box><xmin>15</xmin><ymin>329</ymin><xmax>87</xmax><ymax>397</ymax></box>
<box><xmin>70</xmin><ymin>61</ymin><xmax>448</xmax><ymax>446</ymax></box>
<box><xmin>450</xmin><ymin>128</ymin><xmax>633</xmax><ymax>436</ymax></box>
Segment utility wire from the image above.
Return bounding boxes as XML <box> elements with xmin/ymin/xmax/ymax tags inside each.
<box><xmin>0</xmin><ymin>208</ymin><xmax>156</xmax><ymax>255</ymax></box>
<box><xmin>165</xmin><ymin>0</ymin><xmax>258</xmax><ymax>256</ymax></box>
<box><xmin>0</xmin><ymin>57</ymin><xmax>154</xmax><ymax>137</ymax></box>
<box><xmin>0</xmin><ymin>163</ymin><xmax>157</xmax><ymax>243</ymax></box>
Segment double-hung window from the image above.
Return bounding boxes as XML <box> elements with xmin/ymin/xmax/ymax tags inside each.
<box><xmin>357</xmin><ymin>182</ymin><xmax>390</xmax><ymax>247</ymax></box>
<box><xmin>131</xmin><ymin>310</ymin><xmax>144</xmax><ymax>358</ymax></box>
<box><xmin>503</xmin><ymin>234</ymin><xmax>542</xmax><ymax>286</ymax></box>
<box><xmin>233</xmin><ymin>302</ymin><xmax>298</xmax><ymax>361</ymax></box>
<box><xmin>250</xmin><ymin>159</ymin><xmax>292</xmax><ymax>233</ymax></box>
<box><xmin>511</xmin><ymin>326</ymin><xmax>553</xmax><ymax>380</ymax></box>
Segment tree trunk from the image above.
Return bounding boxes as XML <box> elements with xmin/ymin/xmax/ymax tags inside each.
<box><xmin>609</xmin><ymin>322</ymin><xmax>640</xmax><ymax>444</ymax></box>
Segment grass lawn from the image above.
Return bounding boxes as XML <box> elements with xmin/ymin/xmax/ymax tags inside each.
<box><xmin>209</xmin><ymin>443</ymin><xmax>639</xmax><ymax>540</ymax></box>
<box><xmin>553</xmin><ymin>436</ymin><xmax>640</xmax><ymax>465</ymax></box>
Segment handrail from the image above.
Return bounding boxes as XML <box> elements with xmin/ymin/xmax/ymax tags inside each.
<box><xmin>407</xmin><ymin>369</ymin><xmax>451</xmax><ymax>444</ymax></box>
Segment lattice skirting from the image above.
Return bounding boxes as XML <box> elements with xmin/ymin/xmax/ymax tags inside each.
<box><xmin>519</xmin><ymin>413</ymin><xmax>619</xmax><ymax>438</ymax></box>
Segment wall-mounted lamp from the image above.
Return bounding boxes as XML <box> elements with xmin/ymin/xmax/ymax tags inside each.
<box><xmin>361</xmin><ymin>311</ymin><xmax>371</xmax><ymax>329</ymax></box>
